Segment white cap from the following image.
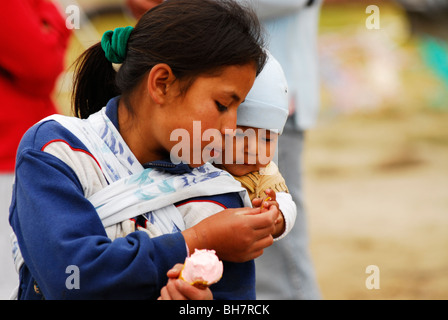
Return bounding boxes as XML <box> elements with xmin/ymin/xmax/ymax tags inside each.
<box><xmin>237</xmin><ymin>51</ymin><xmax>289</xmax><ymax>134</ymax></box>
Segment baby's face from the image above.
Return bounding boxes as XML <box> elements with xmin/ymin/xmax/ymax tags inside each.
<box><xmin>221</xmin><ymin>126</ymin><xmax>278</xmax><ymax>176</ymax></box>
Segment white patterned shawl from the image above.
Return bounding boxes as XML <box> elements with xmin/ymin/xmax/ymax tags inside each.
<box><xmin>11</xmin><ymin>106</ymin><xmax>250</xmax><ymax>281</ymax></box>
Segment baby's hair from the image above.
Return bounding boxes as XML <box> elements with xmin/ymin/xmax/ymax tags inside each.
<box><xmin>72</xmin><ymin>0</ymin><xmax>267</xmax><ymax>119</ymax></box>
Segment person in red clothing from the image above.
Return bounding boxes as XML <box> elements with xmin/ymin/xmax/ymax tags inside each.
<box><xmin>0</xmin><ymin>0</ymin><xmax>71</xmax><ymax>298</ymax></box>
<box><xmin>0</xmin><ymin>0</ymin><xmax>70</xmax><ymax>172</ymax></box>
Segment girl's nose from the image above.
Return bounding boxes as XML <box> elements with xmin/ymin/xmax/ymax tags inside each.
<box><xmin>220</xmin><ymin>111</ymin><xmax>237</xmax><ymax>135</ymax></box>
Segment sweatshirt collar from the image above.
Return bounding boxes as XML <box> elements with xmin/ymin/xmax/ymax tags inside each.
<box><xmin>105</xmin><ymin>96</ymin><xmax>193</xmax><ymax>174</ymax></box>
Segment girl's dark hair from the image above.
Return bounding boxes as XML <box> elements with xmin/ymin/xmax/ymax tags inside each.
<box><xmin>72</xmin><ymin>0</ymin><xmax>267</xmax><ymax>119</ymax></box>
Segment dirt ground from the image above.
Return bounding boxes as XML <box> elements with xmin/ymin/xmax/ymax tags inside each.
<box><xmin>302</xmin><ymin>1</ymin><xmax>448</xmax><ymax>300</ymax></box>
<box><xmin>303</xmin><ymin>108</ymin><xmax>448</xmax><ymax>300</ymax></box>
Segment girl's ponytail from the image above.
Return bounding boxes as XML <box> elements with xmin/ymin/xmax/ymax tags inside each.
<box><xmin>72</xmin><ymin>42</ymin><xmax>118</xmax><ymax>119</ymax></box>
<box><xmin>72</xmin><ymin>26</ymin><xmax>133</xmax><ymax>119</ymax></box>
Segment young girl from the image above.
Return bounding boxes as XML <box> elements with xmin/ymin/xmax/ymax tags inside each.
<box><xmin>9</xmin><ymin>0</ymin><xmax>277</xmax><ymax>300</ymax></box>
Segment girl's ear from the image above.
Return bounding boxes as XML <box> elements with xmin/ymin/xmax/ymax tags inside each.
<box><xmin>146</xmin><ymin>63</ymin><xmax>176</xmax><ymax>105</ymax></box>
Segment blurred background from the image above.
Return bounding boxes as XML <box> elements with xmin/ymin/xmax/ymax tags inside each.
<box><xmin>307</xmin><ymin>0</ymin><xmax>448</xmax><ymax>299</ymax></box>
<box><xmin>51</xmin><ymin>0</ymin><xmax>448</xmax><ymax>299</ymax></box>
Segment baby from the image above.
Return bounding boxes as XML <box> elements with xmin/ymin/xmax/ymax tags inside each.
<box><xmin>219</xmin><ymin>52</ymin><xmax>296</xmax><ymax>240</ymax></box>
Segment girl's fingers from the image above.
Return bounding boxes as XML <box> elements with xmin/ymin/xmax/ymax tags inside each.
<box><xmin>232</xmin><ymin>207</ymin><xmax>262</xmax><ymax>216</ymax></box>
<box><xmin>252</xmin><ymin>198</ymin><xmax>263</xmax><ymax>207</ymax></box>
<box><xmin>249</xmin><ymin>206</ymin><xmax>278</xmax><ymax>230</ymax></box>
<box><xmin>165</xmin><ymin>279</ymin><xmax>188</xmax><ymax>300</ymax></box>
<box><xmin>262</xmin><ymin>201</ymin><xmax>279</xmax><ymax>211</ymax></box>
<box><xmin>175</xmin><ymin>279</ymin><xmax>213</xmax><ymax>300</ymax></box>
<box><xmin>167</xmin><ymin>263</ymin><xmax>184</xmax><ymax>278</ymax></box>
<box><xmin>248</xmin><ymin>235</ymin><xmax>274</xmax><ymax>260</ymax></box>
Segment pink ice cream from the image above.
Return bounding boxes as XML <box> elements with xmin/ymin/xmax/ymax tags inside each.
<box><xmin>179</xmin><ymin>249</ymin><xmax>223</xmax><ymax>288</ymax></box>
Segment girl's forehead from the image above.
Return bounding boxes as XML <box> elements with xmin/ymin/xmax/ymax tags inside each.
<box><xmin>203</xmin><ymin>63</ymin><xmax>256</xmax><ymax>94</ymax></box>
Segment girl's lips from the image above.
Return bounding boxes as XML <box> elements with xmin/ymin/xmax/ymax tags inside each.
<box><xmin>210</xmin><ymin>148</ymin><xmax>222</xmax><ymax>159</ymax></box>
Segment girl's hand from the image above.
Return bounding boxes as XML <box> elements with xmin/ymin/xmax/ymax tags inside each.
<box><xmin>158</xmin><ymin>264</ymin><xmax>213</xmax><ymax>300</ymax></box>
<box><xmin>182</xmin><ymin>206</ymin><xmax>278</xmax><ymax>263</ymax></box>
<box><xmin>252</xmin><ymin>189</ymin><xmax>285</xmax><ymax>238</ymax></box>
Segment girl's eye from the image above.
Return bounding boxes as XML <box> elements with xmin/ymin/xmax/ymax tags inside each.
<box><xmin>216</xmin><ymin>101</ymin><xmax>228</xmax><ymax>112</ymax></box>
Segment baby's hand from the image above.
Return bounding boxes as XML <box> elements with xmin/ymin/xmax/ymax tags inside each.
<box><xmin>252</xmin><ymin>189</ymin><xmax>284</xmax><ymax>237</ymax></box>
<box><xmin>252</xmin><ymin>189</ymin><xmax>278</xmax><ymax>213</ymax></box>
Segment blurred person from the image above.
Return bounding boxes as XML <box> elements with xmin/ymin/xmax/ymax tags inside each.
<box><xmin>126</xmin><ymin>0</ymin><xmax>163</xmax><ymax>19</ymax></box>
<box><xmin>0</xmin><ymin>0</ymin><xmax>71</xmax><ymax>298</ymax></box>
<box><xmin>397</xmin><ymin>0</ymin><xmax>448</xmax><ymax>103</ymax></box>
<box><xmin>236</xmin><ymin>0</ymin><xmax>323</xmax><ymax>299</ymax></box>
<box><xmin>396</xmin><ymin>0</ymin><xmax>448</xmax><ymax>42</ymax></box>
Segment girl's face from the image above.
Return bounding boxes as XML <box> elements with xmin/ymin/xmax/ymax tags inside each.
<box><xmin>154</xmin><ymin>63</ymin><xmax>257</xmax><ymax>167</ymax></box>
<box><xmin>220</xmin><ymin>126</ymin><xmax>278</xmax><ymax>176</ymax></box>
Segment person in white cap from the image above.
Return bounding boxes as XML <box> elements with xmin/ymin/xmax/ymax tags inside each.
<box><xmin>218</xmin><ymin>52</ymin><xmax>297</xmax><ymax>241</ymax></box>
<box><xmin>235</xmin><ymin>0</ymin><xmax>322</xmax><ymax>300</ymax></box>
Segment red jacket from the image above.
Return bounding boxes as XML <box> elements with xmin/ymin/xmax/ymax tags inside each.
<box><xmin>0</xmin><ymin>0</ymin><xmax>71</xmax><ymax>172</ymax></box>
